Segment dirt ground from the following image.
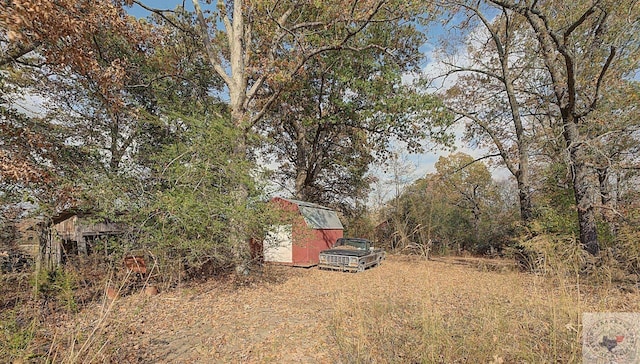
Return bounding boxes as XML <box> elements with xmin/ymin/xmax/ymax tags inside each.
<box><xmin>35</xmin><ymin>255</ymin><xmax>640</xmax><ymax>363</ymax></box>
<box><xmin>55</xmin><ymin>262</ymin><xmax>351</xmax><ymax>363</ymax></box>
<box><xmin>107</xmin><ymin>267</ymin><xmax>340</xmax><ymax>363</ymax></box>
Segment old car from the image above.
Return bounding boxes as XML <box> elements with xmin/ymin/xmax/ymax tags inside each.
<box><xmin>318</xmin><ymin>237</ymin><xmax>385</xmax><ymax>272</ymax></box>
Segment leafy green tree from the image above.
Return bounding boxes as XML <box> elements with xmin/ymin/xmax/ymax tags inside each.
<box><xmin>138</xmin><ymin>112</ymin><xmax>270</xmax><ymax>275</ymax></box>
<box><xmin>259</xmin><ymin>23</ymin><xmax>451</xmax><ymax>213</ymax></box>
<box><xmin>1</xmin><ymin>0</ymin><xmax>157</xmax><ymax>213</ymax></box>
<box><xmin>127</xmin><ymin>0</ymin><xmax>443</xmax><ymax>255</ymax></box>
<box><xmin>432</xmin><ymin>153</ymin><xmax>495</xmax><ymax>245</ymax></box>
<box><xmin>1</xmin><ymin>4</ymin><xmax>221</xmax><ymax>212</ymax></box>
<box><xmin>49</xmin><ymin>8</ymin><xmax>221</xmax><ymax>175</ymax></box>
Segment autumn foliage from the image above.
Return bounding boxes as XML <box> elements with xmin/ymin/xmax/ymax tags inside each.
<box><xmin>1</xmin><ymin>0</ymin><xmax>154</xmax><ymax>104</ymax></box>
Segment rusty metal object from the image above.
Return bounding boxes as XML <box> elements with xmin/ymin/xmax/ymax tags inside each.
<box><xmin>124</xmin><ymin>255</ymin><xmax>147</xmax><ymax>274</ymax></box>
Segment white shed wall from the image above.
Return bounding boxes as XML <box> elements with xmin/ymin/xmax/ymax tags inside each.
<box><xmin>263</xmin><ymin>225</ymin><xmax>293</xmax><ymax>263</ymax></box>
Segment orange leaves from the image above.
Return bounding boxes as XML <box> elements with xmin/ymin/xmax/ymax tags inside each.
<box><xmin>0</xmin><ymin>150</ymin><xmax>51</xmax><ymax>184</ymax></box>
<box><xmin>0</xmin><ymin>111</ymin><xmax>55</xmax><ymax>185</ymax></box>
<box><xmin>1</xmin><ymin>0</ymin><xmax>155</xmax><ymax>110</ymax></box>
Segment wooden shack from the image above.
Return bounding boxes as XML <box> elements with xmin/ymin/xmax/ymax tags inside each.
<box><xmin>2</xmin><ymin>217</ymin><xmax>45</xmax><ymax>272</ymax></box>
<box><xmin>44</xmin><ymin>211</ymin><xmax>123</xmax><ymax>267</ymax></box>
<box><xmin>14</xmin><ymin>217</ymin><xmax>44</xmax><ymax>258</ymax></box>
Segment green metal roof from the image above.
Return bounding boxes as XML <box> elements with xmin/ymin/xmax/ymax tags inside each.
<box><xmin>281</xmin><ymin>198</ymin><xmax>344</xmax><ymax>230</ymax></box>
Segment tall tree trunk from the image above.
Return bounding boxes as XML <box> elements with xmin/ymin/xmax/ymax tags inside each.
<box><xmin>294</xmin><ymin>169</ymin><xmax>309</xmax><ymax>200</ymax></box>
<box><xmin>454</xmin><ymin>4</ymin><xmax>534</xmax><ymax>223</ymax></box>
<box><xmin>496</xmin><ymin>7</ymin><xmax>532</xmax><ymax>222</ymax></box>
<box><xmin>597</xmin><ymin>167</ymin><xmax>617</xmax><ymax>236</ymax></box>
<box><xmin>564</xmin><ymin>116</ymin><xmax>600</xmax><ymax>255</ymax></box>
<box><xmin>490</xmin><ymin>0</ymin><xmax>608</xmax><ymax>255</ymax></box>
<box><xmin>193</xmin><ymin>0</ymin><xmax>251</xmax><ymax>266</ymax></box>
<box><xmin>516</xmin><ymin>175</ymin><xmax>533</xmax><ymax>222</ymax></box>
<box><xmin>504</xmin><ymin>73</ymin><xmax>533</xmax><ymax>222</ymax></box>
<box><xmin>293</xmin><ymin>119</ymin><xmax>309</xmax><ymax>200</ymax></box>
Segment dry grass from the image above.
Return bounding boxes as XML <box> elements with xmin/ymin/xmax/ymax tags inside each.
<box><xmin>9</xmin><ymin>255</ymin><xmax>640</xmax><ymax>363</ymax></box>
<box><xmin>329</xmin><ymin>257</ymin><xmax>585</xmax><ymax>363</ymax></box>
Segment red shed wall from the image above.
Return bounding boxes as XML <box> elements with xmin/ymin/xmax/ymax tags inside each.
<box><xmin>268</xmin><ymin>197</ymin><xmax>343</xmax><ymax>267</ymax></box>
<box><xmin>291</xmin><ymin>228</ymin><xmax>343</xmax><ymax>266</ymax></box>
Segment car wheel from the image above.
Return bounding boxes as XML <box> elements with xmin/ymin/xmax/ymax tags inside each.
<box><xmin>357</xmin><ymin>262</ymin><xmax>365</xmax><ymax>273</ymax></box>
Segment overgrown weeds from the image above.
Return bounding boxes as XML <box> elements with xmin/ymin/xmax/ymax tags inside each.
<box><xmin>0</xmin><ymin>256</ymin><xmax>131</xmax><ymax>362</ymax></box>
<box><xmin>506</xmin><ymin>228</ymin><xmax>640</xmax><ymax>290</ymax></box>
<box><xmin>326</xmin><ymin>257</ymin><xmax>631</xmax><ymax>363</ymax></box>
<box><xmin>4</xmin><ymin>254</ymin><xmax>639</xmax><ymax>362</ymax></box>
<box><xmin>0</xmin><ymin>308</ymin><xmax>38</xmax><ymax>361</ymax></box>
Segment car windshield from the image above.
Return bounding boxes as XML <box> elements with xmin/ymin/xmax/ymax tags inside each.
<box><xmin>336</xmin><ymin>238</ymin><xmax>368</xmax><ymax>250</ymax></box>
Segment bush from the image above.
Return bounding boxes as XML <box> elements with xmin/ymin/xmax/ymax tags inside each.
<box><xmin>32</xmin><ymin>267</ymin><xmax>79</xmax><ymax>314</ymax></box>
<box><xmin>506</xmin><ymin>233</ymin><xmax>587</xmax><ymax>278</ymax></box>
<box><xmin>128</xmin><ymin>114</ymin><xmax>273</xmax><ymax>284</ymax></box>
<box><xmin>0</xmin><ymin>308</ymin><xmax>37</xmax><ymax>362</ymax></box>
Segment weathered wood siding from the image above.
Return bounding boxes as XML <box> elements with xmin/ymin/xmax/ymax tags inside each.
<box><xmin>52</xmin><ymin>216</ymin><xmax>122</xmax><ymax>242</ymax></box>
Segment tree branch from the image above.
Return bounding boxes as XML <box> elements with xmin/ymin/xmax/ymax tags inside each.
<box><xmin>564</xmin><ymin>3</ymin><xmax>598</xmax><ymax>41</ymax></box>
<box><xmin>449</xmin><ymin>153</ymin><xmax>503</xmax><ymax>176</ymax></box>
<box><xmin>249</xmin><ymin>88</ymin><xmax>283</xmax><ymax>128</ymax></box>
<box><xmin>440</xmin><ymin>62</ymin><xmax>505</xmax><ymax>83</ymax></box>
<box><xmin>0</xmin><ymin>41</ymin><xmax>40</xmax><ymax>66</ymax></box>
<box><xmin>577</xmin><ymin>46</ymin><xmax>616</xmax><ymax>119</ymax></box>
<box><xmin>446</xmin><ymin>105</ymin><xmax>518</xmax><ymax>176</ymax></box>
<box><xmin>192</xmin><ymin>0</ymin><xmax>232</xmax><ymax>87</ymax></box>
<box><xmin>124</xmin><ymin>74</ymin><xmax>195</xmax><ymax>89</ymax></box>
<box><xmin>131</xmin><ymin>0</ymin><xmax>194</xmax><ymax>35</ymax></box>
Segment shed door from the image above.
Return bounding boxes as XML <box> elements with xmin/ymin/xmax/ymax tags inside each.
<box><xmin>263</xmin><ymin>225</ymin><xmax>293</xmax><ymax>263</ymax></box>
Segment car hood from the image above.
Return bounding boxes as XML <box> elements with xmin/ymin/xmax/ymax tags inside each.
<box><xmin>320</xmin><ymin>249</ymin><xmax>370</xmax><ymax>257</ymax></box>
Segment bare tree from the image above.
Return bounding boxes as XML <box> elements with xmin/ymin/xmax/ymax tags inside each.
<box><xmin>489</xmin><ymin>0</ymin><xmax>640</xmax><ymax>255</ymax></box>
<box><xmin>439</xmin><ymin>0</ymin><xmax>536</xmax><ymax>222</ymax></box>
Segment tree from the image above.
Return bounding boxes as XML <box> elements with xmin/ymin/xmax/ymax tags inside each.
<box><xmin>433</xmin><ymin>153</ymin><xmax>494</xmax><ymax>242</ymax></box>
<box><xmin>438</xmin><ymin>0</ymin><xmax>538</xmax><ymax>223</ymax></box>
<box><xmin>138</xmin><ymin>112</ymin><xmax>269</xmax><ymax>275</ymax></box>
<box><xmin>384</xmin><ymin>152</ymin><xmax>516</xmax><ymax>255</ymax></box>
<box><xmin>0</xmin><ymin>108</ymin><xmax>55</xmax><ymax>200</ymax></box>
<box><xmin>384</xmin><ymin>150</ymin><xmax>418</xmax><ymax>250</ymax></box>
<box><xmin>126</xmin><ymin>0</ymin><xmax>440</xmax><ymax>257</ymax></box>
<box><xmin>587</xmin><ymin>81</ymin><xmax>640</xmax><ymax>233</ymax></box>
<box><xmin>43</xmin><ymin>9</ymin><xmax>221</xmax><ymax>176</ymax></box>
<box><xmin>1</xmin><ymin>0</ymin><xmax>146</xmax><ymax>94</ymax></box>
<box><xmin>1</xmin><ymin>3</ymin><xmax>223</xmax><ymax>213</ymax></box>
<box><xmin>1</xmin><ymin>0</ymin><xmax>156</xmax><ymax>211</ymax></box>
<box><xmin>489</xmin><ymin>0</ymin><xmax>640</xmax><ymax>255</ymax></box>
<box><xmin>178</xmin><ymin>0</ymin><xmax>431</xmax><ymax>131</ymax></box>
<box><xmin>260</xmin><ymin>52</ymin><xmax>376</xmax><ymax>209</ymax></box>
<box><xmin>259</xmin><ymin>23</ymin><xmax>451</xmax><ymax>213</ymax></box>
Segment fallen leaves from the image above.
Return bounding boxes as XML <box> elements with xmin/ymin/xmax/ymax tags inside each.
<box><xmin>44</xmin><ymin>256</ymin><xmax>640</xmax><ymax>362</ymax></box>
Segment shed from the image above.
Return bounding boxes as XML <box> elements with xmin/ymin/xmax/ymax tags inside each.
<box><xmin>45</xmin><ymin>211</ymin><xmax>123</xmax><ymax>267</ymax></box>
<box><xmin>263</xmin><ymin>198</ymin><xmax>343</xmax><ymax>267</ymax></box>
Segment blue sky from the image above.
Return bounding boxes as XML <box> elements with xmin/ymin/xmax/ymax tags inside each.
<box><xmin>126</xmin><ymin>1</ymin><xmax>193</xmax><ymax>18</ymax></box>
